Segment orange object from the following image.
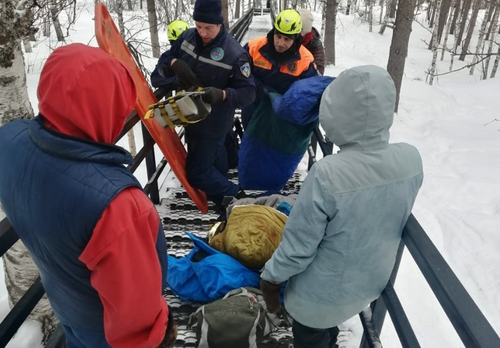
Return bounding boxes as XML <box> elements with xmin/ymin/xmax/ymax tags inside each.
<box><xmin>94</xmin><ymin>3</ymin><xmax>208</xmax><ymax>213</ymax></box>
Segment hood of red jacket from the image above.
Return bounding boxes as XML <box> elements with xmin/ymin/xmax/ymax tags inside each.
<box><xmin>37</xmin><ymin>43</ymin><xmax>137</xmax><ymax>144</ymax></box>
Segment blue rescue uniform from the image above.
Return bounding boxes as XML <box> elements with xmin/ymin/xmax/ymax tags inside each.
<box><xmin>152</xmin><ymin>26</ymin><xmax>256</xmax><ymax>204</ymax></box>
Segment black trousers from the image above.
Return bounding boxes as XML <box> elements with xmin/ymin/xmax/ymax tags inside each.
<box><xmin>292</xmin><ymin>319</ymin><xmax>339</xmax><ymax>348</ymax></box>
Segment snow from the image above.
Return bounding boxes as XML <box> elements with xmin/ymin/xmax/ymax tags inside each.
<box><xmin>2</xmin><ymin>1</ymin><xmax>500</xmax><ymax>347</ymax></box>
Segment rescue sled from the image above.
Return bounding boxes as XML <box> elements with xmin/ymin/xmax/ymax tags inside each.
<box><xmin>94</xmin><ymin>3</ymin><xmax>208</xmax><ymax>213</ymax></box>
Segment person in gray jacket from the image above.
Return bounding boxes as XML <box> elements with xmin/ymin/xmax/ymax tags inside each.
<box><xmin>259</xmin><ymin>65</ymin><xmax>423</xmax><ymax>348</ymax></box>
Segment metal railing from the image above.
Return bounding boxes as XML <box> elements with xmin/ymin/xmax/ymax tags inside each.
<box><xmin>308</xmin><ymin>131</ymin><xmax>500</xmax><ymax>348</ymax></box>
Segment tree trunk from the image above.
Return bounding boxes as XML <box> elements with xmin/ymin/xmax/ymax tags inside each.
<box><xmin>428</xmin><ymin>0</ymin><xmax>443</xmax><ymax>85</ymax></box>
<box><xmin>325</xmin><ymin>0</ymin><xmax>337</xmax><ymax>65</ymax></box>
<box><xmin>379</xmin><ymin>0</ymin><xmax>384</xmax><ymax>24</ymax></box>
<box><xmin>368</xmin><ymin>0</ymin><xmax>374</xmax><ymax>32</ymax></box>
<box><xmin>491</xmin><ymin>44</ymin><xmax>500</xmax><ymax>78</ymax></box>
<box><xmin>346</xmin><ymin>0</ymin><xmax>352</xmax><ymax>14</ymax></box>
<box><xmin>449</xmin><ymin>0</ymin><xmax>462</xmax><ymax>34</ymax></box>
<box><xmin>449</xmin><ymin>0</ymin><xmax>463</xmax><ymax>70</ymax></box>
<box><xmin>436</xmin><ymin>0</ymin><xmax>452</xmax><ymax>44</ymax></box>
<box><xmin>23</xmin><ymin>37</ymin><xmax>33</xmax><ymax>53</ymax></box>
<box><xmin>221</xmin><ymin>0</ymin><xmax>229</xmax><ymax>28</ymax></box>
<box><xmin>483</xmin><ymin>4</ymin><xmax>499</xmax><ymax>79</ymax></box>
<box><xmin>146</xmin><ymin>0</ymin><xmax>160</xmax><ymax>58</ymax></box>
<box><xmin>389</xmin><ymin>0</ymin><xmax>397</xmax><ymax>17</ymax></box>
<box><xmin>50</xmin><ymin>0</ymin><xmax>65</xmax><ymax>42</ymax></box>
<box><xmin>235</xmin><ymin>0</ymin><xmax>241</xmax><ymax>18</ymax></box>
<box><xmin>430</xmin><ymin>0</ymin><xmax>437</xmax><ymax>27</ymax></box>
<box><xmin>1</xmin><ymin>1</ymin><xmax>59</xmax><ymax>343</ymax></box>
<box><xmin>459</xmin><ymin>0</ymin><xmax>482</xmax><ymax>61</ymax></box>
<box><xmin>380</xmin><ymin>0</ymin><xmax>395</xmax><ymax>34</ymax></box>
<box><xmin>117</xmin><ymin>0</ymin><xmax>126</xmax><ymax>37</ymax></box>
<box><xmin>469</xmin><ymin>1</ymin><xmax>491</xmax><ymax>74</ymax></box>
<box><xmin>456</xmin><ymin>0</ymin><xmax>472</xmax><ymax>48</ymax></box>
<box><xmin>126</xmin><ymin>0</ymin><xmax>133</xmax><ymax>10</ymax></box>
<box><xmin>387</xmin><ymin>0</ymin><xmax>418</xmax><ymax>112</ymax></box>
<box><xmin>441</xmin><ymin>0</ymin><xmax>455</xmax><ymax>60</ymax></box>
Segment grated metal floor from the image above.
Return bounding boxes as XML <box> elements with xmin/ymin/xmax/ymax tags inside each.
<box><xmin>159</xmin><ymin>170</ymin><xmax>304</xmax><ymax>347</ymax></box>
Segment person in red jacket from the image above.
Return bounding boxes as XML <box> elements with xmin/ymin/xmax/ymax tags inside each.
<box><xmin>0</xmin><ymin>43</ymin><xmax>177</xmax><ymax>348</ymax></box>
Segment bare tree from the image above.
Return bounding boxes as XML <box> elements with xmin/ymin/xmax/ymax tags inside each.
<box><xmin>491</xmin><ymin>44</ymin><xmax>500</xmax><ymax>77</ymax></box>
<box><xmin>449</xmin><ymin>0</ymin><xmax>462</xmax><ymax>34</ymax></box>
<box><xmin>146</xmin><ymin>0</ymin><xmax>160</xmax><ymax>58</ymax></box>
<box><xmin>456</xmin><ymin>0</ymin><xmax>473</xmax><ymax>49</ymax></box>
<box><xmin>380</xmin><ymin>0</ymin><xmax>395</xmax><ymax>34</ymax></box>
<box><xmin>1</xmin><ymin>0</ymin><xmax>60</xmax><ymax>343</ymax></box>
<box><xmin>235</xmin><ymin>0</ymin><xmax>241</xmax><ymax>18</ymax></box>
<box><xmin>428</xmin><ymin>0</ymin><xmax>443</xmax><ymax>85</ymax></box>
<box><xmin>368</xmin><ymin>0</ymin><xmax>374</xmax><ymax>32</ymax></box>
<box><xmin>459</xmin><ymin>0</ymin><xmax>483</xmax><ymax>61</ymax></box>
<box><xmin>221</xmin><ymin>0</ymin><xmax>229</xmax><ymax>28</ymax></box>
<box><xmin>50</xmin><ymin>0</ymin><xmax>65</xmax><ymax>42</ymax></box>
<box><xmin>436</xmin><ymin>0</ymin><xmax>452</xmax><ymax>43</ymax></box>
<box><xmin>470</xmin><ymin>0</ymin><xmax>492</xmax><ymax>74</ymax></box>
<box><xmin>324</xmin><ymin>0</ymin><xmax>338</xmax><ymax>65</ymax></box>
<box><xmin>483</xmin><ymin>2</ymin><xmax>500</xmax><ymax>79</ymax></box>
<box><xmin>441</xmin><ymin>0</ymin><xmax>456</xmax><ymax>60</ymax></box>
<box><xmin>387</xmin><ymin>0</ymin><xmax>418</xmax><ymax>112</ymax></box>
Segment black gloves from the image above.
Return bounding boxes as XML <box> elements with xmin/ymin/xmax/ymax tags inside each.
<box><xmin>201</xmin><ymin>87</ymin><xmax>225</xmax><ymax>104</ymax></box>
<box><xmin>169</xmin><ymin>59</ymin><xmax>200</xmax><ymax>90</ymax></box>
<box><xmin>260</xmin><ymin>279</ymin><xmax>282</xmax><ymax>313</ymax></box>
<box><xmin>157</xmin><ymin>308</ymin><xmax>178</xmax><ymax>348</ymax></box>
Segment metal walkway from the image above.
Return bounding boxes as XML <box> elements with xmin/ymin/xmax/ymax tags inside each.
<box><xmin>160</xmin><ymin>168</ymin><xmax>304</xmax><ymax>347</ymax></box>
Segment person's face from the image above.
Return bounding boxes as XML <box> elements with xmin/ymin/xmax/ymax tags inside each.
<box><xmin>195</xmin><ymin>21</ymin><xmax>222</xmax><ymax>44</ymax></box>
<box><xmin>274</xmin><ymin>33</ymin><xmax>294</xmax><ymax>53</ymax></box>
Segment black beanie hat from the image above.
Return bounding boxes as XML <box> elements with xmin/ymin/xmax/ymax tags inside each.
<box><xmin>193</xmin><ymin>0</ymin><xmax>223</xmax><ymax>24</ymax></box>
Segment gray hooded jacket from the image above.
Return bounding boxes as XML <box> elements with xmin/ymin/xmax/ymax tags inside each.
<box><xmin>261</xmin><ymin>66</ymin><xmax>423</xmax><ymax>328</ymax></box>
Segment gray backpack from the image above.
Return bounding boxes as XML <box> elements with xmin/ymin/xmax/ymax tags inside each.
<box><xmin>188</xmin><ymin>287</ymin><xmax>278</xmax><ymax>348</ymax></box>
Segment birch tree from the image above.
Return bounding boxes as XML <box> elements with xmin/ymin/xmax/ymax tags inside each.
<box><xmin>484</xmin><ymin>2</ymin><xmax>499</xmax><ymax>79</ymax></box>
<box><xmin>380</xmin><ymin>0</ymin><xmax>395</xmax><ymax>34</ymax></box>
<box><xmin>1</xmin><ymin>0</ymin><xmax>59</xmax><ymax>344</ymax></box>
<box><xmin>368</xmin><ymin>0</ymin><xmax>374</xmax><ymax>32</ymax></box>
<box><xmin>459</xmin><ymin>0</ymin><xmax>482</xmax><ymax>61</ymax></box>
<box><xmin>441</xmin><ymin>0</ymin><xmax>456</xmax><ymax>60</ymax></box>
<box><xmin>456</xmin><ymin>0</ymin><xmax>472</xmax><ymax>47</ymax></box>
<box><xmin>428</xmin><ymin>0</ymin><xmax>443</xmax><ymax>85</ymax></box>
<box><xmin>491</xmin><ymin>45</ymin><xmax>500</xmax><ymax>78</ymax></box>
<box><xmin>387</xmin><ymin>0</ymin><xmax>418</xmax><ymax>112</ymax></box>
<box><xmin>470</xmin><ymin>1</ymin><xmax>492</xmax><ymax>74</ymax></box>
<box><xmin>449</xmin><ymin>0</ymin><xmax>463</xmax><ymax>70</ymax></box>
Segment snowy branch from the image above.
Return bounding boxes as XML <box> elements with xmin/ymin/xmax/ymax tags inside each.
<box><xmin>426</xmin><ymin>54</ymin><xmax>495</xmax><ymax>77</ymax></box>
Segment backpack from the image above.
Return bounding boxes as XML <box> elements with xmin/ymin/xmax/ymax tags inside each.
<box><xmin>188</xmin><ymin>287</ymin><xmax>279</xmax><ymax>348</ymax></box>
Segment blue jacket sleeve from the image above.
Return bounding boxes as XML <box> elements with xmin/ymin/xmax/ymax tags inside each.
<box><xmin>224</xmin><ymin>52</ymin><xmax>257</xmax><ymax>109</ymax></box>
<box><xmin>261</xmin><ymin>163</ymin><xmax>333</xmax><ymax>283</ymax></box>
<box><xmin>150</xmin><ymin>36</ymin><xmax>184</xmax><ymax>88</ymax></box>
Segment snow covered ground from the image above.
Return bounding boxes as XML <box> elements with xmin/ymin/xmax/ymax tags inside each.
<box><xmin>1</xmin><ymin>1</ymin><xmax>499</xmax><ymax>347</ymax></box>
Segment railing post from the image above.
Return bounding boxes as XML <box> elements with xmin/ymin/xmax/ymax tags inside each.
<box><xmin>141</xmin><ymin>123</ymin><xmax>160</xmax><ymax>204</ymax></box>
<box><xmin>360</xmin><ymin>240</ymin><xmax>405</xmax><ymax>348</ymax></box>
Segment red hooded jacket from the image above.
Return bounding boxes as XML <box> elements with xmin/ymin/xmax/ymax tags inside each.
<box><xmin>37</xmin><ymin>43</ymin><xmax>169</xmax><ymax>347</ymax></box>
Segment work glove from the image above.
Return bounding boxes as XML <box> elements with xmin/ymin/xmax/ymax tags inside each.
<box><xmin>169</xmin><ymin>59</ymin><xmax>200</xmax><ymax>90</ymax></box>
<box><xmin>260</xmin><ymin>279</ymin><xmax>282</xmax><ymax>313</ymax></box>
<box><xmin>201</xmin><ymin>87</ymin><xmax>225</xmax><ymax>104</ymax></box>
<box><xmin>157</xmin><ymin>309</ymin><xmax>178</xmax><ymax>348</ymax></box>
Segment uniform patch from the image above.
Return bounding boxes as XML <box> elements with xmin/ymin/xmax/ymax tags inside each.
<box><xmin>210</xmin><ymin>47</ymin><xmax>224</xmax><ymax>61</ymax></box>
<box><xmin>287</xmin><ymin>62</ymin><xmax>297</xmax><ymax>73</ymax></box>
<box><xmin>255</xmin><ymin>60</ymin><xmax>270</xmax><ymax>68</ymax></box>
<box><xmin>240</xmin><ymin>62</ymin><xmax>251</xmax><ymax>78</ymax></box>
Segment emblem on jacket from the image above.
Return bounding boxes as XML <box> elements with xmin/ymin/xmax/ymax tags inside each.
<box><xmin>255</xmin><ymin>60</ymin><xmax>269</xmax><ymax>68</ymax></box>
<box><xmin>287</xmin><ymin>62</ymin><xmax>297</xmax><ymax>73</ymax></box>
<box><xmin>240</xmin><ymin>62</ymin><xmax>251</xmax><ymax>78</ymax></box>
<box><xmin>211</xmin><ymin>47</ymin><xmax>224</xmax><ymax>61</ymax></box>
